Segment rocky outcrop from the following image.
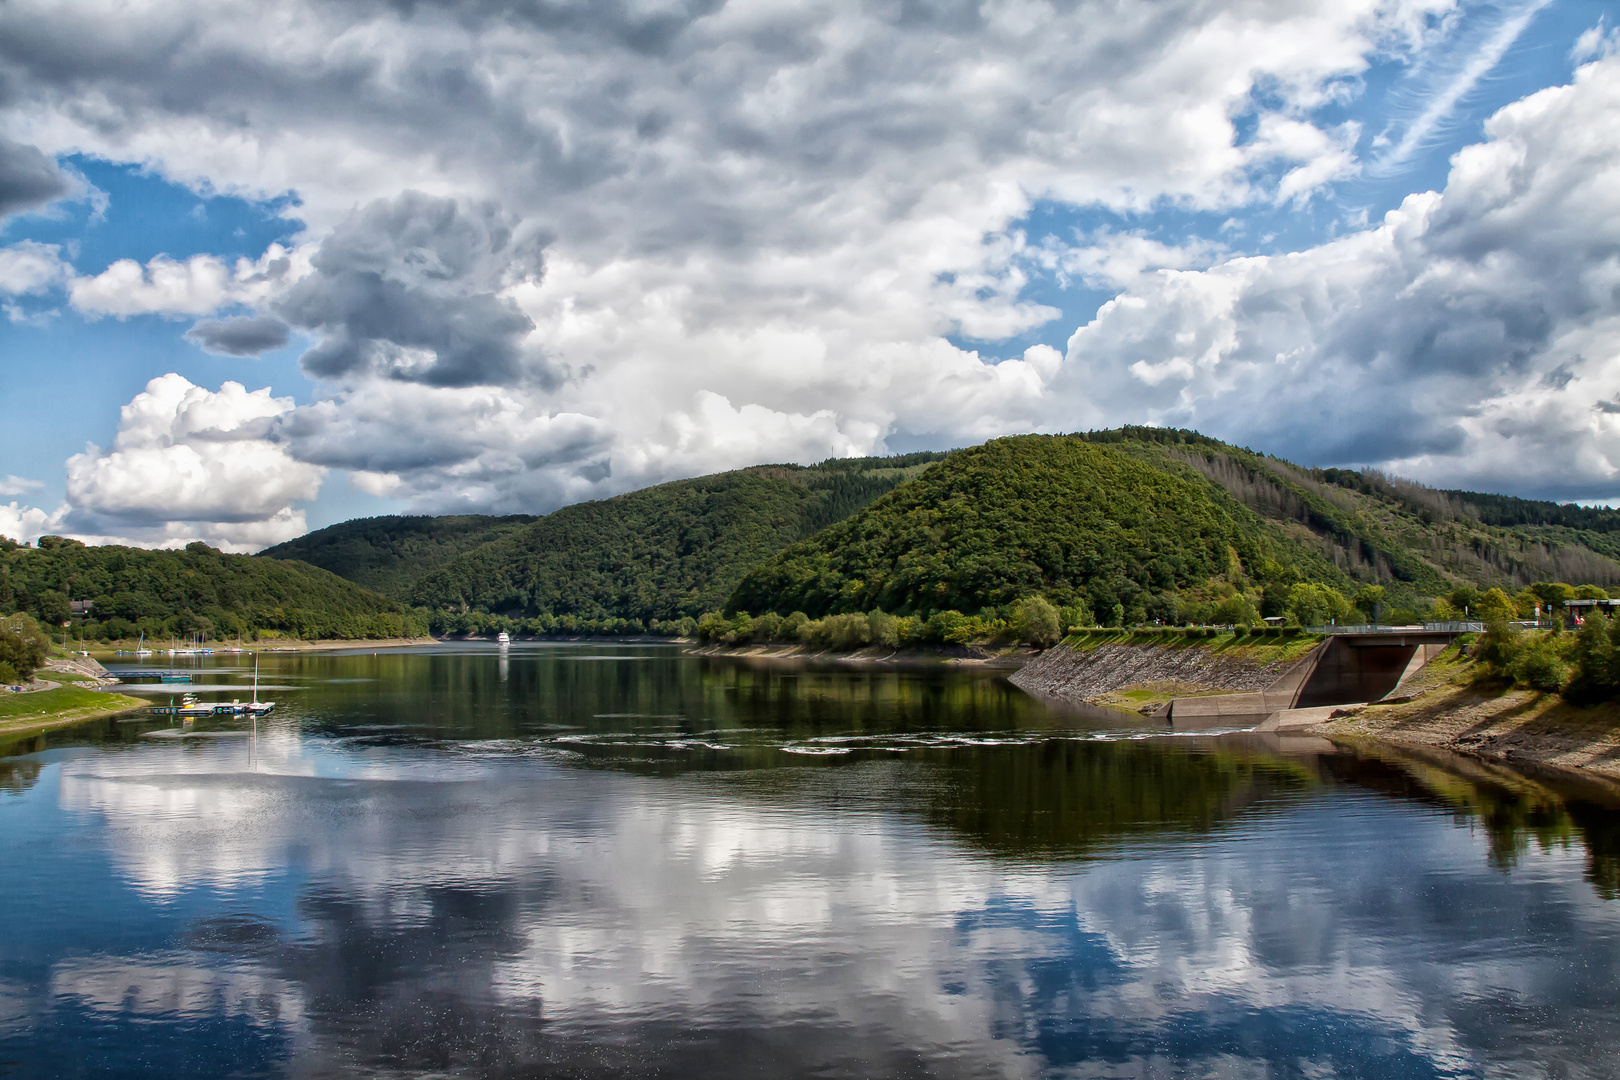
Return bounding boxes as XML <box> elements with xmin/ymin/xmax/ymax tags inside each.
<box><xmin>1009</xmin><ymin>642</ymin><xmax>1300</xmax><ymax>704</ymax></box>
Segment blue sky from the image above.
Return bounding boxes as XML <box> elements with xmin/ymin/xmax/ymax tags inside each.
<box><xmin>2</xmin><ymin>0</ymin><xmax>1619</xmax><ymax>548</ymax></box>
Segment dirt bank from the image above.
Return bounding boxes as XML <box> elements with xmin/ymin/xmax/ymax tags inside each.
<box><xmin>685</xmin><ymin>642</ymin><xmax>1035</xmax><ymax>667</ymax></box>
<box><xmin>93</xmin><ymin>637</ymin><xmax>437</xmax><ymax>659</ymax></box>
<box><xmin>1310</xmin><ymin>649</ymin><xmax>1620</xmax><ymax>781</ymax></box>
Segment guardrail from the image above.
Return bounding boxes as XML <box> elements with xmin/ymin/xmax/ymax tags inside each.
<box><xmin>1305</xmin><ymin>623</ymin><xmax>1484</xmax><ymax>635</ymax></box>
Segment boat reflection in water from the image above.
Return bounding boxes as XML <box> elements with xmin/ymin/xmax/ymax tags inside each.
<box><xmin>1</xmin><ymin>642</ymin><xmax>1617</xmax><ymax>1078</ymax></box>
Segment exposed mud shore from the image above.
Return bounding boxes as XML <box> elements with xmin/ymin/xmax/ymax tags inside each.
<box><xmin>684</xmin><ymin>642</ymin><xmax>1035</xmax><ymax>667</ymax></box>
<box><xmin>1310</xmin><ymin>652</ymin><xmax>1620</xmax><ymax>782</ymax></box>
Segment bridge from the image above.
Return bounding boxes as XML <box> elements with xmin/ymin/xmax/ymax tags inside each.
<box><xmin>1163</xmin><ymin>626</ymin><xmax>1479</xmax><ymax>731</ymax></box>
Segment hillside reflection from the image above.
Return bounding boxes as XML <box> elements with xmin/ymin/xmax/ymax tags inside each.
<box><xmin>3</xmin><ymin>645</ymin><xmax>1620</xmax><ymax>1077</ymax></box>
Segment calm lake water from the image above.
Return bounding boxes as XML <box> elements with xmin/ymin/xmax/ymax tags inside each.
<box><xmin>3</xmin><ymin>643</ymin><xmax>1620</xmax><ymax>1078</ymax></box>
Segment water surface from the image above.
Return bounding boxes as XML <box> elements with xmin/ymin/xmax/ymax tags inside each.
<box><xmin>2</xmin><ymin>643</ymin><xmax>1618</xmax><ymax>1078</ymax></box>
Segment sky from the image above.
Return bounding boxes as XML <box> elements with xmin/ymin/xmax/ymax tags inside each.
<box><xmin>1</xmin><ymin>0</ymin><xmax>1618</xmax><ymax>552</ymax></box>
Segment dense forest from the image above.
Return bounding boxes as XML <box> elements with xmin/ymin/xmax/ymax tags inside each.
<box><xmin>260</xmin><ymin>513</ymin><xmax>536</xmax><ymax>598</ymax></box>
<box><xmin>0</xmin><ymin>536</ymin><xmax>425</xmax><ymax>642</ymax></box>
<box><xmin>728</xmin><ymin>436</ymin><xmax>1349</xmax><ymax>625</ymax></box>
<box><xmin>19</xmin><ymin>429</ymin><xmax>1618</xmax><ymax>646</ymax></box>
<box><xmin>1081</xmin><ymin>427</ymin><xmax>1620</xmax><ymax>595</ymax></box>
<box><xmin>728</xmin><ymin>433</ymin><xmax>1620</xmax><ymax>628</ymax></box>
<box><xmin>353</xmin><ymin>454</ymin><xmax>946</xmax><ymax>630</ymax></box>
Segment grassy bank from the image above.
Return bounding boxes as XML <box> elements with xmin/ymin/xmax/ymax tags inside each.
<box><xmin>1</xmin><ymin>668</ymin><xmax>146</xmax><ymax>742</ymax></box>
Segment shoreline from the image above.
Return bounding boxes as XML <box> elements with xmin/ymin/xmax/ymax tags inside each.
<box><xmin>683</xmin><ymin>641</ymin><xmax>1037</xmax><ymax>668</ymax></box>
<box><xmin>91</xmin><ymin>636</ymin><xmax>439</xmax><ymax>658</ymax></box>
<box><xmin>1312</xmin><ymin>683</ymin><xmax>1620</xmax><ymax>782</ymax></box>
<box><xmin>0</xmin><ymin>689</ymin><xmax>148</xmax><ymax>746</ymax></box>
<box><xmin>1255</xmin><ymin>647</ymin><xmax>1620</xmax><ymax>783</ymax></box>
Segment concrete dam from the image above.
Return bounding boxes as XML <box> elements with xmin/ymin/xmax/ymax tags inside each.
<box><xmin>1011</xmin><ymin>629</ymin><xmax>1467</xmax><ymax>731</ymax></box>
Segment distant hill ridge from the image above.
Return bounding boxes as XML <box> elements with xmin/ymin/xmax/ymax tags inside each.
<box><xmin>1</xmin><ymin>536</ymin><xmax>423</xmax><ymax>641</ymax></box>
<box><xmin>259</xmin><ymin>431</ymin><xmax>1620</xmax><ymax>631</ymax></box>
<box><xmin>260</xmin><ymin>513</ymin><xmax>537</xmax><ymax>597</ymax></box>
<box><xmin>265</xmin><ymin>453</ymin><xmax>947</xmax><ymax>626</ymax></box>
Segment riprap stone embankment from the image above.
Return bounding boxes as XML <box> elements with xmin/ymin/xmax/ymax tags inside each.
<box><xmin>1009</xmin><ymin>641</ymin><xmax>1299</xmax><ymax>704</ymax></box>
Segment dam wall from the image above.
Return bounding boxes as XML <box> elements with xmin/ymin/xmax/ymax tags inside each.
<box><xmin>1014</xmin><ymin>631</ymin><xmax>1463</xmax><ymax>731</ymax></box>
<box><xmin>1008</xmin><ymin>641</ymin><xmax>1306</xmax><ymax>704</ymax></box>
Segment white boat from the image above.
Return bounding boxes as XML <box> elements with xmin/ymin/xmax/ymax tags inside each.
<box><xmin>496</xmin><ymin>631</ymin><xmax>511</xmax><ymax>645</ymax></box>
<box><xmin>244</xmin><ymin>654</ymin><xmax>274</xmax><ymax>716</ymax></box>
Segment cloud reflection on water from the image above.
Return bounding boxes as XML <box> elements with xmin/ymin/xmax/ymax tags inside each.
<box><xmin>10</xmin><ymin>733</ymin><xmax>1615</xmax><ymax>1077</ymax></box>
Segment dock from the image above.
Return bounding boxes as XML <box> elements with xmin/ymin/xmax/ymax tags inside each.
<box><xmin>118</xmin><ymin>671</ymin><xmax>195</xmax><ymax>683</ymax></box>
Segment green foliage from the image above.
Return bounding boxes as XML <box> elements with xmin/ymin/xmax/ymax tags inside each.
<box><xmin>1013</xmin><ymin>596</ymin><xmax>1062</xmax><ymax>647</ymax></box>
<box><xmin>1565</xmin><ymin>612</ymin><xmax>1620</xmax><ymax>704</ymax></box>
<box><xmin>1354</xmin><ymin>584</ymin><xmax>1385</xmax><ymax>620</ymax></box>
<box><xmin>690</xmin><ymin>605</ymin><xmax>1013</xmax><ymax>651</ymax></box>
<box><xmin>1475</xmin><ymin>620</ymin><xmax>1571</xmax><ymax>694</ymax></box>
<box><xmin>729</xmin><ymin>436</ymin><xmax>1330</xmax><ymax>620</ymax></box>
<box><xmin>260</xmin><ymin>514</ymin><xmax>536</xmax><ymax>598</ymax></box>
<box><xmin>1286</xmin><ymin>582</ymin><xmax>1352</xmax><ymax>626</ymax></box>
<box><xmin>1079</xmin><ymin>427</ymin><xmax>1620</xmax><ymax>601</ymax></box>
<box><xmin>0</xmin><ymin>613</ymin><xmax>49</xmax><ymax>681</ymax></box>
<box><xmin>408</xmin><ymin>453</ymin><xmax>946</xmax><ymax>627</ymax></box>
<box><xmin>1476</xmin><ymin>588</ymin><xmax>1518</xmax><ymax>622</ymax></box>
<box><xmin>0</xmin><ymin>539</ymin><xmax>422</xmax><ymax>642</ymax></box>
<box><xmin>1507</xmin><ymin>636</ymin><xmax>1569</xmax><ymax>692</ymax></box>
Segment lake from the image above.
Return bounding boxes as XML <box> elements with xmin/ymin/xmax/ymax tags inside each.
<box><xmin>2</xmin><ymin>642</ymin><xmax>1619</xmax><ymax>1078</ymax></box>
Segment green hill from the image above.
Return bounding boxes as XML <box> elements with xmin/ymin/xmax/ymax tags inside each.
<box><xmin>404</xmin><ymin>453</ymin><xmax>947</xmax><ymax>626</ymax></box>
<box><xmin>0</xmin><ymin>536</ymin><xmax>424</xmax><ymax>641</ymax></box>
<box><xmin>728</xmin><ymin>432</ymin><xmax>1620</xmax><ymax>625</ymax></box>
<box><xmin>260</xmin><ymin>513</ymin><xmax>535</xmax><ymax>598</ymax></box>
<box><xmin>1082</xmin><ymin>427</ymin><xmax>1620</xmax><ymax>597</ymax></box>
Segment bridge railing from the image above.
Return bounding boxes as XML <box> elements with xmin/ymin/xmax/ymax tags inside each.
<box><xmin>1304</xmin><ymin>622</ymin><xmax>1484</xmax><ymax>635</ymax></box>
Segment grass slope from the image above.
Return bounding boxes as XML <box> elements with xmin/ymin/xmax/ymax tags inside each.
<box><xmin>1</xmin><ymin>537</ymin><xmax>421</xmax><ymax>641</ymax></box>
<box><xmin>260</xmin><ymin>514</ymin><xmax>536</xmax><ymax>598</ymax></box>
<box><xmin>408</xmin><ymin>453</ymin><xmax>946</xmax><ymax>623</ymax></box>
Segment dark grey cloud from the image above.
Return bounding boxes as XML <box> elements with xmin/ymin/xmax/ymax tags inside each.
<box><xmin>0</xmin><ymin>138</ymin><xmax>68</xmax><ymax>218</ymax></box>
<box><xmin>276</xmin><ymin>192</ymin><xmax>545</xmax><ymax>388</ymax></box>
<box><xmin>185</xmin><ymin>315</ymin><xmax>291</xmax><ymax>357</ymax></box>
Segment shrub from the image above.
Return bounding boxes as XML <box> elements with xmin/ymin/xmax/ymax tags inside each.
<box><xmin>0</xmin><ymin>613</ymin><xmax>49</xmax><ymax>681</ymax></box>
<box><xmin>869</xmin><ymin>610</ymin><xmax>900</xmax><ymax>648</ymax></box>
<box><xmin>821</xmin><ymin>613</ymin><xmax>874</xmax><ymax>650</ymax></box>
<box><xmin>1565</xmin><ymin>612</ymin><xmax>1620</xmax><ymax>703</ymax></box>
<box><xmin>1013</xmin><ymin>597</ymin><xmax>1062</xmax><ymax>647</ymax></box>
<box><xmin>1507</xmin><ymin>637</ymin><xmax>1569</xmax><ymax>692</ymax></box>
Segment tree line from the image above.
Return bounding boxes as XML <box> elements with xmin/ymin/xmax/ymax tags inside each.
<box><xmin>0</xmin><ymin>536</ymin><xmax>427</xmax><ymax>642</ymax></box>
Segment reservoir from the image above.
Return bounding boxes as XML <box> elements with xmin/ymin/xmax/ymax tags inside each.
<box><xmin>3</xmin><ymin>642</ymin><xmax>1619</xmax><ymax>1077</ymax></box>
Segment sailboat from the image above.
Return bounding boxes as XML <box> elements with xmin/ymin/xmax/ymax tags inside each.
<box><xmin>243</xmin><ymin>653</ymin><xmax>275</xmax><ymax>716</ymax></box>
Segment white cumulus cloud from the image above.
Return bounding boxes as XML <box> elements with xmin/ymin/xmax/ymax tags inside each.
<box><xmin>56</xmin><ymin>373</ymin><xmax>325</xmax><ymax>551</ymax></box>
<box><xmin>68</xmin><ymin>243</ymin><xmax>309</xmax><ymax>319</ymax></box>
<box><xmin>1055</xmin><ymin>50</ymin><xmax>1620</xmax><ymax>500</ymax></box>
<box><xmin>0</xmin><ymin>0</ymin><xmax>1468</xmax><ymax>530</ymax></box>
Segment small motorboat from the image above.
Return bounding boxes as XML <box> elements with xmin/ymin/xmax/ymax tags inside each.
<box><xmin>496</xmin><ymin>631</ymin><xmax>512</xmax><ymax>645</ymax></box>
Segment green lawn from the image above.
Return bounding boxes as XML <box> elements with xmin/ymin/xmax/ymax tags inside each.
<box><xmin>0</xmin><ymin>684</ymin><xmax>147</xmax><ymax>736</ymax></box>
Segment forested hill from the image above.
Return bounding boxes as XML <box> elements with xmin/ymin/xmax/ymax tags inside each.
<box><xmin>0</xmin><ymin>536</ymin><xmax>424</xmax><ymax>641</ymax></box>
<box><xmin>260</xmin><ymin>514</ymin><xmax>536</xmax><ymax>598</ymax></box>
<box><xmin>403</xmin><ymin>453</ymin><xmax>946</xmax><ymax>625</ymax></box>
<box><xmin>1078</xmin><ymin>428</ymin><xmax>1620</xmax><ymax>595</ymax></box>
<box><xmin>729</xmin><ymin>432</ymin><xmax>1620</xmax><ymax>626</ymax></box>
